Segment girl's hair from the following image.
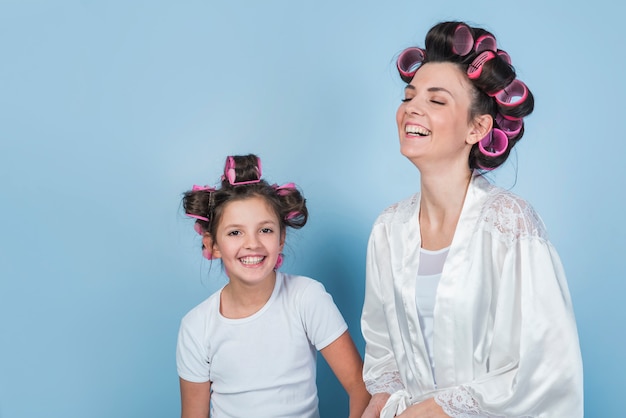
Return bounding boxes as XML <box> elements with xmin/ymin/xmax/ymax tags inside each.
<box><xmin>182</xmin><ymin>154</ymin><xmax>308</xmax><ymax>258</ymax></box>
<box><xmin>399</xmin><ymin>21</ymin><xmax>534</xmax><ymax>170</ymax></box>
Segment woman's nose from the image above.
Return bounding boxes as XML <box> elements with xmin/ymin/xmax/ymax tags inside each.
<box><xmin>404</xmin><ymin>97</ymin><xmax>423</xmax><ymax>116</ymax></box>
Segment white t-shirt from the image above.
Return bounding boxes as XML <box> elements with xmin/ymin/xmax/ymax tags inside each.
<box><xmin>415</xmin><ymin>247</ymin><xmax>449</xmax><ymax>376</ymax></box>
<box><xmin>176</xmin><ymin>272</ymin><xmax>348</xmax><ymax>418</ymax></box>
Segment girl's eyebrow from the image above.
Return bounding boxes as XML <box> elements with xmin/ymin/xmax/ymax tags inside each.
<box><xmin>222</xmin><ymin>219</ymin><xmax>278</xmax><ymax>229</ymax></box>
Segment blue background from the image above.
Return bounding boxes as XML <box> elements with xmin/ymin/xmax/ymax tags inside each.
<box><xmin>1</xmin><ymin>1</ymin><xmax>624</xmax><ymax>417</ymax></box>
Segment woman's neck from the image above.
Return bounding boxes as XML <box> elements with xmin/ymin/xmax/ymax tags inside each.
<box><xmin>418</xmin><ymin>167</ymin><xmax>473</xmax><ymax>250</ymax></box>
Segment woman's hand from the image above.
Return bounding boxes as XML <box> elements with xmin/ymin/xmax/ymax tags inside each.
<box><xmin>396</xmin><ymin>398</ymin><xmax>449</xmax><ymax>418</ymax></box>
<box><xmin>361</xmin><ymin>392</ymin><xmax>391</xmax><ymax>418</ymax></box>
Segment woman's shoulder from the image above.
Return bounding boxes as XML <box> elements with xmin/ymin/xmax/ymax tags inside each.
<box><xmin>478</xmin><ymin>183</ymin><xmax>549</xmax><ymax>242</ymax></box>
<box><xmin>375</xmin><ymin>193</ymin><xmax>420</xmax><ymax>225</ymax></box>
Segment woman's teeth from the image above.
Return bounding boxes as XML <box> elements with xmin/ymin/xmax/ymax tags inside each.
<box><xmin>406</xmin><ymin>125</ymin><xmax>430</xmax><ymax>136</ymax></box>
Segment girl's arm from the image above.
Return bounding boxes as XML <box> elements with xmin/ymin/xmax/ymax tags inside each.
<box><xmin>179</xmin><ymin>378</ymin><xmax>211</xmax><ymax>418</ymax></box>
<box><xmin>321</xmin><ymin>331</ymin><xmax>371</xmax><ymax>418</ymax></box>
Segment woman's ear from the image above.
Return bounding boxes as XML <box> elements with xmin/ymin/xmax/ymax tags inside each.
<box><xmin>202</xmin><ymin>233</ymin><xmax>221</xmax><ymax>259</ymax></box>
<box><xmin>467</xmin><ymin>114</ymin><xmax>493</xmax><ymax>145</ymax></box>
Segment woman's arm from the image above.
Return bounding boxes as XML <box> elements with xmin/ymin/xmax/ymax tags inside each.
<box><xmin>395</xmin><ymin>398</ymin><xmax>448</xmax><ymax>418</ymax></box>
<box><xmin>361</xmin><ymin>392</ymin><xmax>391</xmax><ymax>418</ymax></box>
<box><xmin>321</xmin><ymin>331</ymin><xmax>371</xmax><ymax>418</ymax></box>
<box><xmin>179</xmin><ymin>378</ymin><xmax>211</xmax><ymax>418</ymax></box>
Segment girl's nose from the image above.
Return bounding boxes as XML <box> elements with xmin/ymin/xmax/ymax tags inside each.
<box><xmin>243</xmin><ymin>234</ymin><xmax>260</xmax><ymax>249</ymax></box>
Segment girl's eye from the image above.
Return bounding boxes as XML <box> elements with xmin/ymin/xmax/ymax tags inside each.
<box><xmin>227</xmin><ymin>230</ymin><xmax>241</xmax><ymax>236</ymax></box>
<box><xmin>260</xmin><ymin>228</ymin><xmax>273</xmax><ymax>234</ymax></box>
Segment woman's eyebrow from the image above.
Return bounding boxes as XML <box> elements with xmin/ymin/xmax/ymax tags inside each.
<box><xmin>404</xmin><ymin>85</ymin><xmax>453</xmax><ymax>96</ymax></box>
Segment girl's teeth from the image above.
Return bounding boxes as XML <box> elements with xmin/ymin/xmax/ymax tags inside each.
<box><xmin>240</xmin><ymin>256</ymin><xmax>264</xmax><ymax>265</ymax></box>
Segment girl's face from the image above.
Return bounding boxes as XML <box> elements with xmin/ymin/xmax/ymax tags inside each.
<box><xmin>396</xmin><ymin>62</ymin><xmax>487</xmax><ymax>170</ymax></box>
<box><xmin>207</xmin><ymin>195</ymin><xmax>284</xmax><ymax>287</ymax></box>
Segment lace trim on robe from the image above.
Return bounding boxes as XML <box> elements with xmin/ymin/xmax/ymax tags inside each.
<box><xmin>365</xmin><ymin>371</ymin><xmax>405</xmax><ymax>395</ymax></box>
<box><xmin>434</xmin><ymin>387</ymin><xmax>509</xmax><ymax>418</ymax></box>
<box><xmin>480</xmin><ymin>190</ymin><xmax>548</xmax><ymax>245</ymax></box>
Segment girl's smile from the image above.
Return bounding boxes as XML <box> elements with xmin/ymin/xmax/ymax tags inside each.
<box><xmin>206</xmin><ymin>195</ymin><xmax>284</xmax><ymax>287</ymax></box>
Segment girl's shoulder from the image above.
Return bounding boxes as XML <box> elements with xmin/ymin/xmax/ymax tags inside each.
<box><xmin>181</xmin><ymin>288</ymin><xmax>222</xmax><ymax>324</ymax></box>
<box><xmin>279</xmin><ymin>272</ymin><xmax>326</xmax><ymax>296</ymax></box>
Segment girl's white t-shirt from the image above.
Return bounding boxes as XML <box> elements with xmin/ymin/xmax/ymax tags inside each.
<box><xmin>176</xmin><ymin>272</ymin><xmax>348</xmax><ymax>418</ymax></box>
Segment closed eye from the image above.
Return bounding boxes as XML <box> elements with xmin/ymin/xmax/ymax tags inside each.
<box><xmin>430</xmin><ymin>100</ymin><xmax>445</xmax><ymax>105</ymax></box>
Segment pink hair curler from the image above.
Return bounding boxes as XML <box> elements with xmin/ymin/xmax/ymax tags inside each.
<box><xmin>223</xmin><ymin>156</ymin><xmax>262</xmax><ymax>185</ymax></box>
<box><xmin>497</xmin><ymin>49</ymin><xmax>511</xmax><ymax>65</ymax></box>
<box><xmin>202</xmin><ymin>248</ymin><xmax>215</xmax><ymax>260</ymax></box>
<box><xmin>467</xmin><ymin>50</ymin><xmax>496</xmax><ymax>80</ymax></box>
<box><xmin>187</xmin><ymin>213</ymin><xmax>209</xmax><ymax>222</ymax></box>
<box><xmin>193</xmin><ymin>222</ymin><xmax>205</xmax><ymax>235</ymax></box>
<box><xmin>274</xmin><ymin>254</ymin><xmax>284</xmax><ymax>269</ymax></box>
<box><xmin>192</xmin><ymin>184</ymin><xmax>216</xmax><ymax>192</ymax></box>
<box><xmin>474</xmin><ymin>34</ymin><xmax>497</xmax><ymax>53</ymax></box>
<box><xmin>491</xmin><ymin>79</ymin><xmax>528</xmax><ymax>107</ymax></box>
<box><xmin>495</xmin><ymin>113</ymin><xmax>523</xmax><ymax>138</ymax></box>
<box><xmin>397</xmin><ymin>47</ymin><xmax>426</xmax><ymax>80</ymax></box>
<box><xmin>452</xmin><ymin>24</ymin><xmax>474</xmax><ymax>56</ymax></box>
<box><xmin>478</xmin><ymin>128</ymin><xmax>508</xmax><ymax>157</ymax></box>
<box><xmin>273</xmin><ymin>182</ymin><xmax>296</xmax><ymax>196</ymax></box>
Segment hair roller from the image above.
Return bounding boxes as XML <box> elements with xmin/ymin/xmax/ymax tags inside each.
<box><xmin>222</xmin><ymin>155</ymin><xmax>262</xmax><ymax>186</ymax></box>
<box><xmin>495</xmin><ymin>113</ymin><xmax>523</xmax><ymax>138</ymax></box>
<box><xmin>497</xmin><ymin>49</ymin><xmax>511</xmax><ymax>64</ymax></box>
<box><xmin>468</xmin><ymin>52</ymin><xmax>516</xmax><ymax>95</ymax></box>
<box><xmin>494</xmin><ymin>80</ymin><xmax>534</xmax><ymax>119</ymax></box>
<box><xmin>478</xmin><ymin>128</ymin><xmax>508</xmax><ymax>157</ymax></box>
<box><xmin>452</xmin><ymin>23</ymin><xmax>474</xmax><ymax>56</ymax></box>
<box><xmin>474</xmin><ymin>34</ymin><xmax>497</xmax><ymax>53</ymax></box>
<box><xmin>397</xmin><ymin>47</ymin><xmax>426</xmax><ymax>83</ymax></box>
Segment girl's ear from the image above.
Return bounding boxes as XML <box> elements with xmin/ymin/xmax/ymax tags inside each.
<box><xmin>467</xmin><ymin>114</ymin><xmax>493</xmax><ymax>145</ymax></box>
<box><xmin>279</xmin><ymin>230</ymin><xmax>286</xmax><ymax>252</ymax></box>
<box><xmin>203</xmin><ymin>233</ymin><xmax>222</xmax><ymax>259</ymax></box>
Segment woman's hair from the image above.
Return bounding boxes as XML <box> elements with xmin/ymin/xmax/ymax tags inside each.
<box><xmin>182</xmin><ymin>154</ymin><xmax>308</xmax><ymax>258</ymax></box>
<box><xmin>398</xmin><ymin>21</ymin><xmax>535</xmax><ymax>170</ymax></box>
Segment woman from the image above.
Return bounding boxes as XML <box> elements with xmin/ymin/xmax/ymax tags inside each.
<box><xmin>360</xmin><ymin>22</ymin><xmax>583</xmax><ymax>417</ymax></box>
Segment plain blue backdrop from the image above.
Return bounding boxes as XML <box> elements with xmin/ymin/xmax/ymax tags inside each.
<box><xmin>1</xmin><ymin>1</ymin><xmax>624</xmax><ymax>417</ymax></box>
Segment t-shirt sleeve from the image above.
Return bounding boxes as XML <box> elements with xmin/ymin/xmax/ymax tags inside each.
<box><xmin>298</xmin><ymin>279</ymin><xmax>348</xmax><ymax>351</ymax></box>
<box><xmin>176</xmin><ymin>307</ymin><xmax>211</xmax><ymax>383</ymax></box>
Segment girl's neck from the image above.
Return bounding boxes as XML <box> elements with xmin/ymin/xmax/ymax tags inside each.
<box><xmin>220</xmin><ymin>272</ymin><xmax>277</xmax><ymax>319</ymax></box>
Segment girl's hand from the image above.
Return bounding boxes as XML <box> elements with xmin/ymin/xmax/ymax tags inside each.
<box><xmin>396</xmin><ymin>398</ymin><xmax>449</xmax><ymax>418</ymax></box>
<box><xmin>361</xmin><ymin>392</ymin><xmax>391</xmax><ymax>418</ymax></box>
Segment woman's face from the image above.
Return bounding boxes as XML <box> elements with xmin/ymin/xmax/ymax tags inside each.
<box><xmin>396</xmin><ymin>62</ymin><xmax>482</xmax><ymax>170</ymax></box>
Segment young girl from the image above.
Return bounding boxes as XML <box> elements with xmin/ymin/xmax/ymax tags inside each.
<box><xmin>176</xmin><ymin>154</ymin><xmax>370</xmax><ymax>418</ymax></box>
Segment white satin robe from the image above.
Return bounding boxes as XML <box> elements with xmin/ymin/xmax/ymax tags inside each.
<box><xmin>361</xmin><ymin>174</ymin><xmax>583</xmax><ymax>417</ymax></box>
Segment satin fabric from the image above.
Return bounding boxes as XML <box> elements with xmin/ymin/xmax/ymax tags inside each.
<box><xmin>361</xmin><ymin>173</ymin><xmax>583</xmax><ymax>417</ymax></box>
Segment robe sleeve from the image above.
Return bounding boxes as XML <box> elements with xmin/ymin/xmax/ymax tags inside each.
<box><xmin>435</xmin><ymin>202</ymin><xmax>584</xmax><ymax>417</ymax></box>
<box><xmin>361</xmin><ymin>225</ymin><xmax>406</xmax><ymax>395</ymax></box>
